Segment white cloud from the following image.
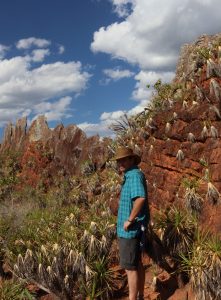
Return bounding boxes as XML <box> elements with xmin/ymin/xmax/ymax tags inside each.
<box><xmin>0</xmin><ymin>54</ymin><xmax>91</xmax><ymax>126</ymax></box>
<box><xmin>34</xmin><ymin>96</ymin><xmax>73</xmax><ymax>121</ymax></box>
<box><xmin>100</xmin><ymin>110</ymin><xmax>125</xmax><ymax>123</ymax></box>
<box><xmin>58</xmin><ymin>45</ymin><xmax>65</xmax><ymax>54</ymax></box>
<box><xmin>103</xmin><ymin>67</ymin><xmax>135</xmax><ymax>83</ymax></box>
<box><xmin>0</xmin><ymin>108</ymin><xmax>32</xmax><ymax>127</ymax></box>
<box><xmin>16</xmin><ymin>37</ymin><xmax>51</xmax><ymax>50</ymax></box>
<box><xmin>29</xmin><ymin>49</ymin><xmax>50</xmax><ymax>62</ymax></box>
<box><xmin>0</xmin><ymin>56</ymin><xmax>28</xmax><ymax>84</ymax></box>
<box><xmin>92</xmin><ymin>0</ymin><xmax>221</xmax><ymax>70</ymax></box>
<box><xmin>78</xmin><ymin>110</ymin><xmax>126</xmax><ymax>136</ymax></box>
<box><xmin>132</xmin><ymin>70</ymin><xmax>175</xmax><ymax>102</ymax></box>
<box><xmin>0</xmin><ymin>58</ymin><xmax>90</xmax><ymax>106</ymax></box>
<box><xmin>78</xmin><ymin>121</ymin><xmax>113</xmax><ymax>137</ymax></box>
<box><xmin>90</xmin><ymin>0</ymin><xmax>221</xmax><ymax>130</ymax></box>
<box><xmin>0</xmin><ymin>44</ymin><xmax>10</xmax><ymax>59</ymax></box>
<box><xmin>78</xmin><ymin>106</ymin><xmax>149</xmax><ymax>137</ymax></box>
<box><xmin>110</xmin><ymin>0</ymin><xmax>134</xmax><ymax>17</ymax></box>
<box><xmin>79</xmin><ymin>68</ymin><xmax>175</xmax><ymax>136</ymax></box>
<box><xmin>127</xmin><ymin>102</ymin><xmax>147</xmax><ymax>115</ymax></box>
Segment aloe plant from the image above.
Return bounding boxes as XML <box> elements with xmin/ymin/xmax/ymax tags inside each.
<box><xmin>181</xmin><ymin>231</ymin><xmax>221</xmax><ymax>300</ymax></box>
<box><xmin>6</xmin><ymin>200</ymin><xmax>117</xmax><ymax>300</ymax></box>
<box><xmin>187</xmin><ymin>132</ymin><xmax>195</xmax><ymax>142</ymax></box>
<box><xmin>154</xmin><ymin>207</ymin><xmax>197</xmax><ymax>259</ymax></box>
<box><xmin>182</xmin><ymin>177</ymin><xmax>203</xmax><ymax>214</ymax></box>
<box><xmin>210</xmin><ymin>79</ymin><xmax>221</xmax><ymax>102</ymax></box>
<box><xmin>207</xmin><ymin>182</ymin><xmax>220</xmax><ymax>205</ymax></box>
<box><xmin>176</xmin><ymin>149</ymin><xmax>184</xmax><ymax>161</ymax></box>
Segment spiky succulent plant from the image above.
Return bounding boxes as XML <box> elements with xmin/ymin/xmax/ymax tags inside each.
<box><xmin>154</xmin><ymin>207</ymin><xmax>197</xmax><ymax>259</ymax></box>
<box><xmin>207</xmin><ymin>182</ymin><xmax>220</xmax><ymax>205</ymax></box>
<box><xmin>187</xmin><ymin>132</ymin><xmax>195</xmax><ymax>143</ymax></box>
<box><xmin>201</xmin><ymin>125</ymin><xmax>209</xmax><ymax>139</ymax></box>
<box><xmin>184</xmin><ymin>188</ymin><xmax>203</xmax><ymax>215</ymax></box>
<box><xmin>210</xmin><ymin>79</ymin><xmax>221</xmax><ymax>102</ymax></box>
<box><xmin>181</xmin><ymin>232</ymin><xmax>221</xmax><ymax>300</ymax></box>
<box><xmin>210</xmin><ymin>125</ymin><xmax>219</xmax><ymax>138</ymax></box>
<box><xmin>176</xmin><ymin>149</ymin><xmax>185</xmax><ymax>161</ymax></box>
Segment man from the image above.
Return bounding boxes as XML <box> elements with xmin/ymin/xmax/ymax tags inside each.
<box><xmin>112</xmin><ymin>147</ymin><xmax>149</xmax><ymax>300</ymax></box>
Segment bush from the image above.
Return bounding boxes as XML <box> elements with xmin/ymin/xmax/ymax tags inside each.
<box><xmin>0</xmin><ymin>280</ymin><xmax>35</xmax><ymax>300</ymax></box>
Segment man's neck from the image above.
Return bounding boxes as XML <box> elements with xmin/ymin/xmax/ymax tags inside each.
<box><xmin>124</xmin><ymin>165</ymin><xmax>137</xmax><ymax>173</ymax></box>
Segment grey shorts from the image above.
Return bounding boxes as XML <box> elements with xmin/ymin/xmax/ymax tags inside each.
<box><xmin>118</xmin><ymin>237</ymin><xmax>141</xmax><ymax>270</ymax></box>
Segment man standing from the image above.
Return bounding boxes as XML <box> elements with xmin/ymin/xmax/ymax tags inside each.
<box><xmin>112</xmin><ymin>147</ymin><xmax>149</xmax><ymax>300</ymax></box>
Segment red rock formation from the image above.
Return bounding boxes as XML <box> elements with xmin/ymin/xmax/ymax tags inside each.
<box><xmin>137</xmin><ymin>33</ymin><xmax>221</xmax><ymax>236</ymax></box>
<box><xmin>0</xmin><ymin>115</ymin><xmax>110</xmax><ymax>177</ymax></box>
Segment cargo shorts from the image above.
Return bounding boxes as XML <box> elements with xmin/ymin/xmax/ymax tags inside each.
<box><xmin>118</xmin><ymin>237</ymin><xmax>141</xmax><ymax>270</ymax></box>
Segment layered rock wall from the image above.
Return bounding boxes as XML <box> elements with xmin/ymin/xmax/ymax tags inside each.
<box><xmin>139</xmin><ymin>33</ymin><xmax>221</xmax><ymax>234</ymax></box>
<box><xmin>0</xmin><ymin>115</ymin><xmax>109</xmax><ymax>175</ymax></box>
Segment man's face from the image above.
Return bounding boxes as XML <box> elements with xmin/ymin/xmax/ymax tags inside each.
<box><xmin>117</xmin><ymin>156</ymin><xmax>134</xmax><ymax>173</ymax></box>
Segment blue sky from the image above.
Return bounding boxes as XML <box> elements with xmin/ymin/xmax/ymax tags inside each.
<box><xmin>0</xmin><ymin>0</ymin><xmax>220</xmax><ymax>137</ymax></box>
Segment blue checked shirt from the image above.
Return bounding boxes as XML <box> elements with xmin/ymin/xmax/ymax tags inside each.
<box><xmin>117</xmin><ymin>166</ymin><xmax>149</xmax><ymax>239</ymax></box>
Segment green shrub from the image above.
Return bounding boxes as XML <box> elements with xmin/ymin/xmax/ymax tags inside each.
<box><xmin>0</xmin><ymin>280</ymin><xmax>34</xmax><ymax>300</ymax></box>
<box><xmin>181</xmin><ymin>231</ymin><xmax>221</xmax><ymax>300</ymax></box>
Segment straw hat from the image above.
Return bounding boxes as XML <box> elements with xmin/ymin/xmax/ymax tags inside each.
<box><xmin>112</xmin><ymin>147</ymin><xmax>141</xmax><ymax>165</ymax></box>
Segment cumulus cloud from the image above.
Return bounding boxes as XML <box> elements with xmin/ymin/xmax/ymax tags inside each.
<box><xmin>79</xmin><ymin>69</ymin><xmax>175</xmax><ymax>137</ymax></box>
<box><xmin>0</xmin><ymin>44</ymin><xmax>10</xmax><ymax>59</ymax></box>
<box><xmin>92</xmin><ymin>0</ymin><xmax>221</xmax><ymax>70</ymax></box>
<box><xmin>0</xmin><ymin>44</ymin><xmax>91</xmax><ymax>126</ymax></box>
<box><xmin>0</xmin><ymin>58</ymin><xmax>90</xmax><ymax>107</ymax></box>
<box><xmin>0</xmin><ymin>108</ymin><xmax>30</xmax><ymax>127</ymax></box>
<box><xmin>103</xmin><ymin>67</ymin><xmax>135</xmax><ymax>83</ymax></box>
<box><xmin>89</xmin><ymin>0</ymin><xmax>221</xmax><ymax>137</ymax></box>
<box><xmin>110</xmin><ymin>0</ymin><xmax>134</xmax><ymax>17</ymax></box>
<box><xmin>132</xmin><ymin>70</ymin><xmax>175</xmax><ymax>102</ymax></box>
<box><xmin>16</xmin><ymin>37</ymin><xmax>51</xmax><ymax>50</ymax></box>
<box><xmin>58</xmin><ymin>45</ymin><xmax>65</xmax><ymax>54</ymax></box>
<box><xmin>78</xmin><ymin>121</ymin><xmax>113</xmax><ymax>137</ymax></box>
<box><xmin>29</xmin><ymin>49</ymin><xmax>51</xmax><ymax>62</ymax></box>
<box><xmin>100</xmin><ymin>110</ymin><xmax>125</xmax><ymax>123</ymax></box>
<box><xmin>33</xmin><ymin>96</ymin><xmax>73</xmax><ymax>122</ymax></box>
<box><xmin>101</xmin><ymin>67</ymin><xmax>135</xmax><ymax>84</ymax></box>
<box><xmin>78</xmin><ymin>109</ymin><xmax>126</xmax><ymax>136</ymax></box>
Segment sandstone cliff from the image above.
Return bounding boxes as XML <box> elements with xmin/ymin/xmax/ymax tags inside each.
<box><xmin>139</xmin><ymin>33</ymin><xmax>221</xmax><ymax>234</ymax></box>
<box><xmin>0</xmin><ymin>115</ymin><xmax>110</xmax><ymax>177</ymax></box>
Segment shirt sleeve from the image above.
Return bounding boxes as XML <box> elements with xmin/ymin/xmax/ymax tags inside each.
<box><xmin>129</xmin><ymin>173</ymin><xmax>146</xmax><ymax>200</ymax></box>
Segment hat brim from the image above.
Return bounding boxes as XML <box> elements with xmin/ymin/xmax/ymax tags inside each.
<box><xmin>111</xmin><ymin>153</ymin><xmax>141</xmax><ymax>164</ymax></box>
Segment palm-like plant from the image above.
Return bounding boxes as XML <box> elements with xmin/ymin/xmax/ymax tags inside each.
<box><xmin>10</xmin><ymin>204</ymin><xmax>117</xmax><ymax>300</ymax></box>
<box><xmin>207</xmin><ymin>182</ymin><xmax>220</xmax><ymax>205</ymax></box>
<box><xmin>182</xmin><ymin>177</ymin><xmax>203</xmax><ymax>215</ymax></box>
<box><xmin>184</xmin><ymin>188</ymin><xmax>203</xmax><ymax>215</ymax></box>
<box><xmin>82</xmin><ymin>256</ymin><xmax>117</xmax><ymax>300</ymax></box>
<box><xmin>176</xmin><ymin>149</ymin><xmax>184</xmax><ymax>161</ymax></box>
<box><xmin>155</xmin><ymin>207</ymin><xmax>197</xmax><ymax>259</ymax></box>
<box><xmin>181</xmin><ymin>231</ymin><xmax>221</xmax><ymax>300</ymax></box>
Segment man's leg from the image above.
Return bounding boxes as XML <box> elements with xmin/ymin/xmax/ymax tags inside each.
<box><xmin>119</xmin><ymin>238</ymin><xmax>142</xmax><ymax>299</ymax></box>
<box><xmin>137</xmin><ymin>261</ymin><xmax>145</xmax><ymax>299</ymax></box>
<box><xmin>126</xmin><ymin>269</ymin><xmax>138</xmax><ymax>300</ymax></box>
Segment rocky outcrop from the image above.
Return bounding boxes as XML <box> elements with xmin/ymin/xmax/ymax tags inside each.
<box><xmin>0</xmin><ymin>115</ymin><xmax>110</xmax><ymax>176</ymax></box>
<box><xmin>28</xmin><ymin>116</ymin><xmax>52</xmax><ymax>142</ymax></box>
<box><xmin>138</xmin><ymin>33</ymin><xmax>221</xmax><ymax>235</ymax></box>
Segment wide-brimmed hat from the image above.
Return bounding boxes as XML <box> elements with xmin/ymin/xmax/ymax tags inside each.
<box><xmin>111</xmin><ymin>147</ymin><xmax>141</xmax><ymax>165</ymax></box>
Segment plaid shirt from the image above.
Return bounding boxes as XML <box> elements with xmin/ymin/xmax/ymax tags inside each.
<box><xmin>117</xmin><ymin>166</ymin><xmax>149</xmax><ymax>239</ymax></box>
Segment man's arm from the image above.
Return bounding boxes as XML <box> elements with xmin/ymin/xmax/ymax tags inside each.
<box><xmin>124</xmin><ymin>197</ymin><xmax>145</xmax><ymax>231</ymax></box>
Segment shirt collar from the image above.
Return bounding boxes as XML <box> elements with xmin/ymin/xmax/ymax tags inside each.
<box><xmin>124</xmin><ymin>165</ymin><xmax>138</xmax><ymax>176</ymax></box>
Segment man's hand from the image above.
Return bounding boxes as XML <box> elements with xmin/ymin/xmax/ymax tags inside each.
<box><xmin>124</xmin><ymin>220</ymin><xmax>132</xmax><ymax>231</ymax></box>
